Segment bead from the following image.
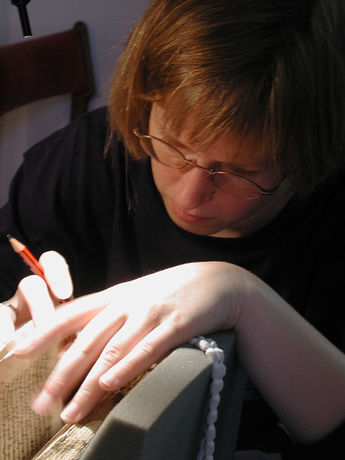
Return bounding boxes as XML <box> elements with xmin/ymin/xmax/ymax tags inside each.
<box><xmin>198</xmin><ymin>339</ymin><xmax>210</xmax><ymax>351</ymax></box>
<box><xmin>207</xmin><ymin>409</ymin><xmax>218</xmax><ymax>425</ymax></box>
<box><xmin>209</xmin><ymin>394</ymin><xmax>221</xmax><ymax>410</ymax></box>
<box><xmin>212</xmin><ymin>362</ymin><xmax>226</xmax><ymax>379</ymax></box>
<box><xmin>210</xmin><ymin>378</ymin><xmax>224</xmax><ymax>394</ymax></box>
<box><xmin>205</xmin><ymin>440</ymin><xmax>215</xmax><ymax>455</ymax></box>
<box><xmin>191</xmin><ymin>336</ymin><xmax>226</xmax><ymax>460</ymax></box>
<box><xmin>205</xmin><ymin>425</ymin><xmax>216</xmax><ymax>441</ymax></box>
<box><xmin>205</xmin><ymin>347</ymin><xmax>224</xmax><ymax>362</ymax></box>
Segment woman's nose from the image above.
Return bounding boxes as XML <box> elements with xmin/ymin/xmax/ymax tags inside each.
<box><xmin>175</xmin><ymin>167</ymin><xmax>215</xmax><ymax>210</ymax></box>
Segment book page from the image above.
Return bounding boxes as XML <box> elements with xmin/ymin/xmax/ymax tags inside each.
<box><xmin>0</xmin><ymin>319</ymin><xmax>149</xmax><ymax>459</ymax></box>
<box><xmin>0</xmin><ymin>321</ymin><xmax>62</xmax><ymax>460</ymax></box>
<box><xmin>32</xmin><ymin>372</ymin><xmax>148</xmax><ymax>459</ymax></box>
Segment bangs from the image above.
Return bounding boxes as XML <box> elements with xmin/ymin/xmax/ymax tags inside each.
<box><xmin>154</xmin><ymin>76</ymin><xmax>280</xmax><ymax>169</ymax></box>
<box><xmin>109</xmin><ymin>0</ymin><xmax>345</xmax><ymax>196</ymax></box>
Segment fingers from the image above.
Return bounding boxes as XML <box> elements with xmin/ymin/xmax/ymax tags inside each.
<box><xmin>13</xmin><ymin>292</ymin><xmax>107</xmax><ymax>356</ymax></box>
<box><xmin>39</xmin><ymin>251</ymin><xmax>73</xmax><ymax>301</ymax></box>
<box><xmin>41</xmin><ymin>315</ymin><xmax>178</xmax><ymax>424</ymax></box>
<box><xmin>31</xmin><ymin>307</ymin><xmax>128</xmax><ymax>422</ymax></box>
<box><xmin>3</xmin><ymin>251</ymin><xmax>74</xmax><ymax>329</ymax></box>
<box><xmin>100</xmin><ymin>318</ymin><xmax>177</xmax><ymax>389</ymax></box>
<box><xmin>18</xmin><ymin>275</ymin><xmax>56</xmax><ymax>328</ymax></box>
<box><xmin>29</xmin><ymin>305</ymin><xmax>163</xmax><ymax>423</ymax></box>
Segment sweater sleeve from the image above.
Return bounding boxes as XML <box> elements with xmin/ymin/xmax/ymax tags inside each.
<box><xmin>0</xmin><ymin>107</ymin><xmax>116</xmax><ymax>300</ymax></box>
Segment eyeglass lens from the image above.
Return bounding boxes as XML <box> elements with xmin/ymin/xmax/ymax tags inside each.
<box><xmin>139</xmin><ymin>136</ymin><xmax>265</xmax><ymax>199</ymax></box>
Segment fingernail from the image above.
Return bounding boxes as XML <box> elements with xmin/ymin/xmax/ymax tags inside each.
<box><xmin>32</xmin><ymin>390</ymin><xmax>60</xmax><ymax>416</ymax></box>
<box><xmin>53</xmin><ymin>280</ymin><xmax>74</xmax><ymax>301</ymax></box>
<box><xmin>99</xmin><ymin>374</ymin><xmax>120</xmax><ymax>389</ymax></box>
<box><xmin>60</xmin><ymin>402</ymin><xmax>82</xmax><ymax>423</ymax></box>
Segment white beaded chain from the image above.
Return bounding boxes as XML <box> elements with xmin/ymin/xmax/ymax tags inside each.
<box><xmin>190</xmin><ymin>336</ymin><xmax>227</xmax><ymax>460</ymax></box>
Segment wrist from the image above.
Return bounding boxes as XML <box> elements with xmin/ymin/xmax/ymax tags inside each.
<box><xmin>211</xmin><ymin>261</ymin><xmax>248</xmax><ymax>330</ymax></box>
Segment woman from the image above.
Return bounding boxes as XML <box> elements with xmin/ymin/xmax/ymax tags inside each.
<box><xmin>1</xmin><ymin>1</ymin><xmax>344</xmax><ymax>458</ymax></box>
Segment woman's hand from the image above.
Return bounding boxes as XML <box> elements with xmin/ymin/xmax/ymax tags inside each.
<box><xmin>9</xmin><ymin>253</ymin><xmax>345</xmax><ymax>442</ymax></box>
<box><xmin>2</xmin><ymin>251</ymin><xmax>73</xmax><ymax>329</ymax></box>
<box><xmin>13</xmin><ymin>260</ymin><xmax>245</xmax><ymax>424</ymax></box>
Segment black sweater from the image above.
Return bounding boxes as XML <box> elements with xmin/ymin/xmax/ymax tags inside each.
<box><xmin>1</xmin><ymin>107</ymin><xmax>344</xmax><ymax>458</ymax></box>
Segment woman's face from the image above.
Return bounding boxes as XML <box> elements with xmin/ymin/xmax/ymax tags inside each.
<box><xmin>149</xmin><ymin>102</ymin><xmax>292</xmax><ymax>238</ymax></box>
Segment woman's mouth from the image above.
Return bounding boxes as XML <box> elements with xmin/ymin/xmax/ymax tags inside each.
<box><xmin>171</xmin><ymin>204</ymin><xmax>212</xmax><ymax>223</ymax></box>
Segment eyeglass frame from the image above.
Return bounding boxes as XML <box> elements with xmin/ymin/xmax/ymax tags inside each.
<box><xmin>133</xmin><ymin>128</ymin><xmax>284</xmax><ymax>199</ymax></box>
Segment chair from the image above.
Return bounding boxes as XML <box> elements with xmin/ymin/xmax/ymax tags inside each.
<box><xmin>0</xmin><ymin>21</ymin><xmax>95</xmax><ymax>121</ymax></box>
<box><xmin>80</xmin><ymin>331</ymin><xmax>246</xmax><ymax>460</ymax></box>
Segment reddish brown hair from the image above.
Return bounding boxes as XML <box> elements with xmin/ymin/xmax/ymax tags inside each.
<box><xmin>108</xmin><ymin>0</ymin><xmax>345</xmax><ymax>196</ymax></box>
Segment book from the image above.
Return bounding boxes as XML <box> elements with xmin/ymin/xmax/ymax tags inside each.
<box><xmin>0</xmin><ymin>319</ymin><xmax>62</xmax><ymax>460</ymax></box>
<box><xmin>0</xmin><ymin>317</ymin><xmax>146</xmax><ymax>460</ymax></box>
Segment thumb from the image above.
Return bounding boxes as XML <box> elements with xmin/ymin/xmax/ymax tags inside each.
<box><xmin>39</xmin><ymin>251</ymin><xmax>74</xmax><ymax>301</ymax></box>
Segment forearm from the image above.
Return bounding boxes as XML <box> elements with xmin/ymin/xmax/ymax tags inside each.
<box><xmin>234</xmin><ymin>272</ymin><xmax>345</xmax><ymax>443</ymax></box>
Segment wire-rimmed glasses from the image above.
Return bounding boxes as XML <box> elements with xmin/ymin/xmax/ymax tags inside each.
<box><xmin>133</xmin><ymin>128</ymin><xmax>283</xmax><ymax>199</ymax></box>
